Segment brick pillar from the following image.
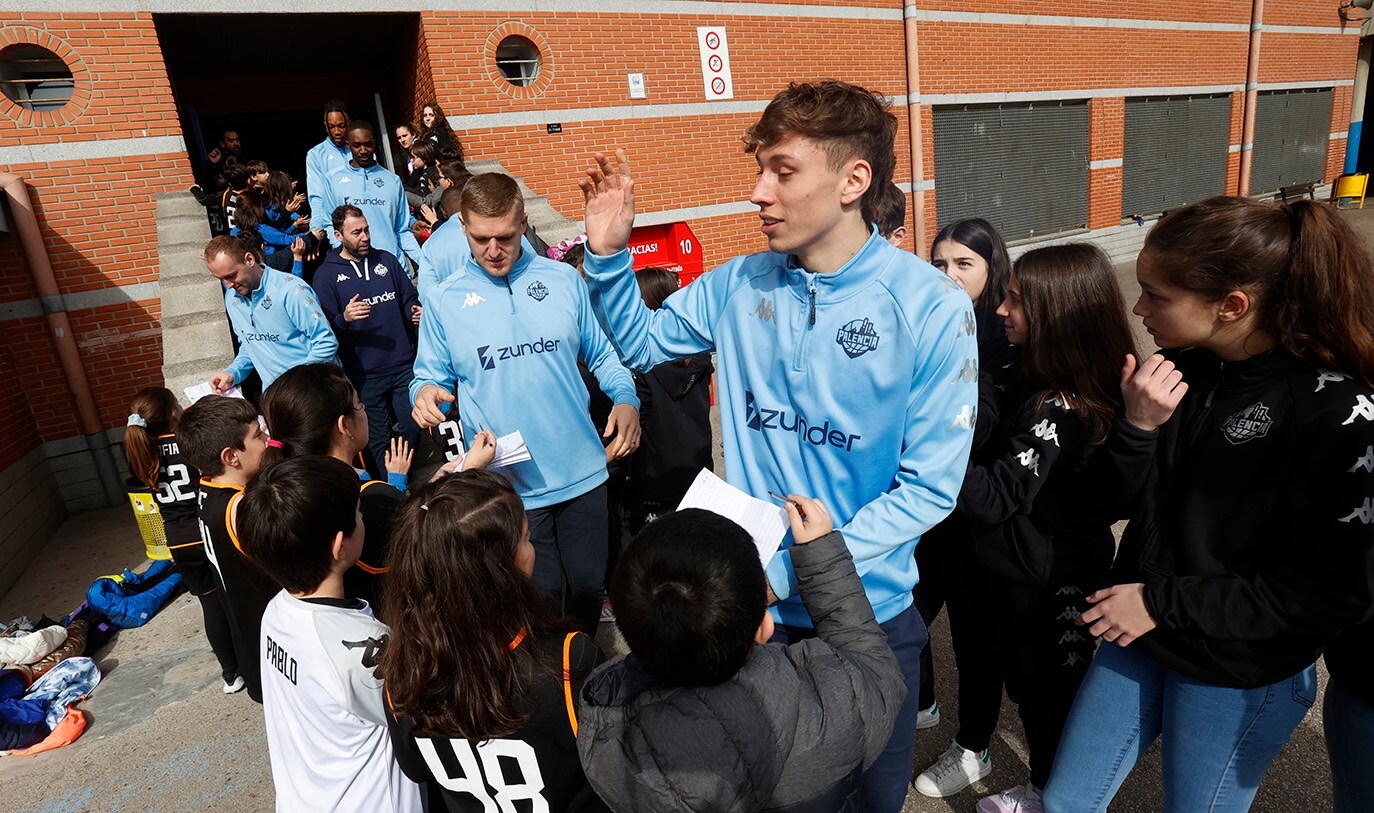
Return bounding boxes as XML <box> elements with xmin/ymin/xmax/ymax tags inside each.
<box><xmin>1087</xmin><ymin>97</ymin><xmax>1124</xmax><ymax>230</ymax></box>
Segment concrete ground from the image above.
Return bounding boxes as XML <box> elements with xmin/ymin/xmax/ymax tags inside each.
<box><xmin>5</xmin><ymin>205</ymin><xmax>1370</xmax><ymax>812</ymax></box>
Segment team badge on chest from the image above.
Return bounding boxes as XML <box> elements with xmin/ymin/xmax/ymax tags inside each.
<box><xmin>1221</xmin><ymin>402</ymin><xmax>1273</xmax><ymax>445</ymax></box>
<box><xmin>526</xmin><ymin>281</ymin><xmax>549</xmax><ymax>301</ymax></box>
<box><xmin>836</xmin><ymin>317</ymin><xmax>879</xmax><ymax>359</ymax></box>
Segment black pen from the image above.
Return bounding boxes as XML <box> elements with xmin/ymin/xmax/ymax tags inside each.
<box><xmin>767</xmin><ymin>491</ymin><xmax>807</xmax><ymax>520</ymax></box>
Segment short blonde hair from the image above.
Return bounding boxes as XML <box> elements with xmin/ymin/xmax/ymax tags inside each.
<box><xmin>460</xmin><ymin>173</ymin><xmax>524</xmax><ymax>220</ymax></box>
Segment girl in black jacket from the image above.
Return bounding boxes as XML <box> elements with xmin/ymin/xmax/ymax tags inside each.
<box><xmin>1044</xmin><ymin>197</ymin><xmax>1374</xmax><ymax>813</ymax></box>
<box><xmin>958</xmin><ymin>244</ymin><xmax>1136</xmax><ymax>813</ymax></box>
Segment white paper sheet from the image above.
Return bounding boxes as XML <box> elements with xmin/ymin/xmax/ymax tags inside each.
<box><xmin>183</xmin><ymin>382</ymin><xmax>246</xmax><ymax>403</ymax></box>
<box><xmin>491</xmin><ymin>430</ymin><xmax>532</xmax><ymax>468</ymax></box>
<box><xmin>676</xmin><ymin>469</ymin><xmax>789</xmax><ymax>567</ymax></box>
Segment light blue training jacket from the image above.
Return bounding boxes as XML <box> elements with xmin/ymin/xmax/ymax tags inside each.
<box><xmin>419</xmin><ymin>217</ymin><xmax>539</xmax><ymax>301</ymax></box>
<box><xmin>409</xmin><ymin>248</ymin><xmax>639</xmax><ymax>509</ymax></box>
<box><xmin>306</xmin><ymin>138</ymin><xmax>350</xmax><ymax>234</ymax></box>
<box><xmin>224</xmin><ymin>266</ymin><xmax>339</xmax><ymax>390</ymax></box>
<box><xmin>583</xmin><ymin>228</ymin><xmax>979</xmax><ymax>626</ymax></box>
<box><xmin>318</xmin><ymin>160</ymin><xmax>432</xmax><ymax>279</ymax></box>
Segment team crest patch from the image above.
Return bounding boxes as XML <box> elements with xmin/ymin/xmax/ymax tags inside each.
<box><xmin>526</xmin><ymin>281</ymin><xmax>549</xmax><ymax>301</ymax></box>
<box><xmin>1221</xmin><ymin>402</ymin><xmax>1272</xmax><ymax>445</ymax></box>
<box><xmin>373</xmin><ymin>177</ymin><xmax>385</xmax><ymax>188</ymax></box>
<box><xmin>260</xmin><ymin>295</ymin><xmax>273</xmax><ymax>311</ymax></box>
<box><xmin>836</xmin><ymin>318</ymin><xmax>879</xmax><ymax>358</ymax></box>
<box><xmin>375</xmin><ymin>266</ymin><xmax>388</xmax><ymax>276</ymax></box>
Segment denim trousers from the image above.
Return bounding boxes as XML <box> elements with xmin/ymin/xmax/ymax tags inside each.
<box><xmin>1042</xmin><ymin>643</ymin><xmax>1316</xmax><ymax>813</ymax></box>
<box><xmin>1324</xmin><ymin>675</ymin><xmax>1374</xmax><ymax>813</ymax></box>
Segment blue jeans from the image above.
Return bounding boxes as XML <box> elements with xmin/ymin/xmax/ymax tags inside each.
<box><xmin>1324</xmin><ymin>675</ymin><xmax>1374</xmax><ymax>813</ymax></box>
<box><xmin>1042</xmin><ymin>644</ymin><xmax>1316</xmax><ymax>813</ymax></box>
<box><xmin>351</xmin><ymin>368</ymin><xmax>419</xmax><ymax>478</ymax></box>
<box><xmin>772</xmin><ymin>604</ymin><xmax>926</xmax><ymax>813</ymax></box>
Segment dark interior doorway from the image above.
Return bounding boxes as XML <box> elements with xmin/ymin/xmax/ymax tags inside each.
<box><xmin>153</xmin><ymin>13</ymin><xmax>423</xmax><ymax>190</ymax></box>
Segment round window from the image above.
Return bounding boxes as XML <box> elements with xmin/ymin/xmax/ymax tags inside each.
<box><xmin>0</xmin><ymin>44</ymin><xmax>74</xmax><ymax>112</ymax></box>
<box><xmin>495</xmin><ymin>36</ymin><xmax>541</xmax><ymax>87</ymax></box>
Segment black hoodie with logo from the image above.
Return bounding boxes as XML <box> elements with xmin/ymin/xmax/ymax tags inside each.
<box><xmin>1091</xmin><ymin>348</ymin><xmax>1374</xmax><ymax>688</ymax></box>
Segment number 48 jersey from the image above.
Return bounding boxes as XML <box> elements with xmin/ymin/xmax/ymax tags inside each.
<box><xmin>386</xmin><ymin>631</ymin><xmax>607</xmax><ymax>813</ymax></box>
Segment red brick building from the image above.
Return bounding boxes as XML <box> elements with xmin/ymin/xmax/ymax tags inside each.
<box><xmin>0</xmin><ymin>1</ymin><xmax>1361</xmax><ymax>588</ymax></box>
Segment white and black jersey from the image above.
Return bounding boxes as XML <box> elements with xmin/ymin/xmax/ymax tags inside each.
<box><xmin>260</xmin><ymin>592</ymin><xmax>422</xmax><ymax>813</ymax></box>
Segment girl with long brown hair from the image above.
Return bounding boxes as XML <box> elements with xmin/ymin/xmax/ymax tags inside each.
<box><xmin>379</xmin><ymin>470</ymin><xmax>607</xmax><ymax>813</ymax></box>
<box><xmin>1044</xmin><ymin>197</ymin><xmax>1374</xmax><ymax>812</ymax></box>
<box><xmin>123</xmin><ymin>387</ymin><xmax>242</xmax><ymax>693</ymax></box>
<box><xmin>944</xmin><ymin>244</ymin><xmax>1135</xmax><ymax>813</ymax></box>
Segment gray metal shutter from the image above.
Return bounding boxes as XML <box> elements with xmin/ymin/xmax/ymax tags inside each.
<box><xmin>933</xmin><ymin>101</ymin><xmax>1089</xmax><ymax>241</ymax></box>
<box><xmin>1251</xmin><ymin>88</ymin><xmax>1333</xmax><ymax>194</ymax></box>
<box><xmin>1122</xmin><ymin>95</ymin><xmax>1230</xmax><ymax>217</ymax></box>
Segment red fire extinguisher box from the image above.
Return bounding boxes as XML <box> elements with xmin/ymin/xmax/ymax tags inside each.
<box><xmin>626</xmin><ymin>222</ymin><xmax>705</xmax><ymax>287</ymax></box>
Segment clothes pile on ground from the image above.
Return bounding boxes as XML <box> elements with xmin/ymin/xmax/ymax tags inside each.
<box><xmin>0</xmin><ymin>560</ymin><xmax>184</xmax><ymax>755</ymax></box>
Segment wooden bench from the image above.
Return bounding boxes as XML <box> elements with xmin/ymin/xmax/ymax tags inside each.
<box><xmin>1279</xmin><ymin>182</ymin><xmax>1316</xmax><ymax>203</ymax></box>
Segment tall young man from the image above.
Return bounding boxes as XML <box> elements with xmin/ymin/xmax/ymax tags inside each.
<box><xmin>204</xmin><ymin>235</ymin><xmax>338</xmax><ymax>394</ymax></box>
<box><xmin>578</xmin><ymin>81</ymin><xmax>979</xmax><ymax>812</ymax></box>
<box><xmin>410</xmin><ymin>173</ymin><xmax>640</xmax><ymax>633</ymax></box>
<box><xmin>307</xmin><ymin>100</ymin><xmax>351</xmax><ymax>235</ymax></box>
<box><xmin>319</xmin><ymin>121</ymin><xmax>431</xmax><ymax>280</ymax></box>
<box><xmin>313</xmin><ymin>206</ymin><xmax>422</xmax><ymax>476</ymax></box>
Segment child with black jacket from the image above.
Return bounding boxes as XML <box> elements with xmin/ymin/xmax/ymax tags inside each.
<box><xmin>577</xmin><ymin>501</ymin><xmax>905</xmax><ymax>813</ymax></box>
<box><xmin>955</xmin><ymin>244</ymin><xmax>1137</xmax><ymax>813</ymax></box>
<box><xmin>1044</xmin><ymin>197</ymin><xmax>1374</xmax><ymax>812</ymax></box>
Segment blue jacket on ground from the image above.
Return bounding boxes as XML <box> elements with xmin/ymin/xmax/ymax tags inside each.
<box><xmin>409</xmin><ymin>249</ymin><xmax>639</xmax><ymax>509</ymax></box>
<box><xmin>225</xmin><ymin>265</ymin><xmax>339</xmax><ymax>390</ymax></box>
<box><xmin>419</xmin><ymin>217</ymin><xmax>537</xmax><ymax>301</ymax></box>
<box><xmin>318</xmin><ymin>160</ymin><xmax>431</xmax><ymax>279</ymax></box>
<box><xmin>583</xmin><ymin>228</ymin><xmax>979</xmax><ymax>627</ymax></box>
<box><xmin>313</xmin><ymin>247</ymin><xmax>420</xmax><ymax>378</ymax></box>
<box><xmin>306</xmin><ymin>138</ymin><xmax>351</xmax><ymax>233</ymax></box>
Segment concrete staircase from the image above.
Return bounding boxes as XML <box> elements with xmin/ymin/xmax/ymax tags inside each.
<box><xmin>1008</xmin><ymin>221</ymin><xmax>1152</xmax><ymax>266</ymax></box>
<box><xmin>156</xmin><ymin>192</ymin><xmax>234</xmax><ymax>404</ymax></box>
<box><xmin>466</xmin><ymin>159</ymin><xmax>582</xmax><ymax>248</ymax></box>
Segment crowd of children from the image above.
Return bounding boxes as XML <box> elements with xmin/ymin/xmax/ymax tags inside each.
<box><xmin>114</xmin><ymin>78</ymin><xmax>1374</xmax><ymax>813</ymax></box>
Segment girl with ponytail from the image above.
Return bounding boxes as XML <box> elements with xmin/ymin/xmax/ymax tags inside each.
<box><xmin>123</xmin><ymin>387</ymin><xmax>243</xmax><ymax>693</ymax></box>
<box><xmin>1043</xmin><ymin>197</ymin><xmax>1374</xmax><ymax>812</ymax></box>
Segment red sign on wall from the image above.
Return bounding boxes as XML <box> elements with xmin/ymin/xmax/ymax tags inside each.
<box><xmin>626</xmin><ymin>222</ymin><xmax>705</xmax><ymax>287</ymax></box>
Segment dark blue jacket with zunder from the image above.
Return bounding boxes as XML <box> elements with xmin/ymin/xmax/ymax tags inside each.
<box><xmin>312</xmin><ymin>247</ymin><xmax>420</xmax><ymax>377</ymax></box>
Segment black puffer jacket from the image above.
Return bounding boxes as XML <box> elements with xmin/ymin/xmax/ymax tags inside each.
<box><xmin>576</xmin><ymin>532</ymin><xmax>904</xmax><ymax>813</ymax></box>
<box><xmin>1095</xmin><ymin>348</ymin><xmax>1374</xmax><ymax>688</ymax></box>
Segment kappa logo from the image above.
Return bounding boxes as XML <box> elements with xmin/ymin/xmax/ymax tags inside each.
<box><xmin>1340</xmin><ymin>498</ymin><xmax>1374</xmax><ymax>524</ymax></box>
<box><xmin>836</xmin><ymin>318</ymin><xmax>880</xmax><ymax>358</ymax></box>
<box><xmin>948</xmin><ymin>404</ymin><xmax>974</xmax><ymax>430</ymax></box>
<box><xmin>1056</xmin><ymin>585</ymin><xmax>1082</xmax><ymax>596</ymax></box>
<box><xmin>751</xmin><ymin>296</ymin><xmax>775</xmax><ymax>323</ymax></box>
<box><xmin>462</xmin><ymin>292</ymin><xmax>486</xmax><ymax>309</ymax></box>
<box><xmin>476</xmin><ymin>338</ymin><xmax>562</xmax><ymax>371</ymax></box>
<box><xmin>526</xmin><ymin>281</ymin><xmax>549</xmax><ymax>302</ymax></box>
<box><xmin>1351</xmin><ymin>446</ymin><xmax>1374</xmax><ymax>474</ymax></box>
<box><xmin>1058</xmin><ymin>630</ymin><xmax>1085</xmax><ymax>645</ymax></box>
<box><xmin>1016</xmin><ymin>447</ymin><xmax>1041</xmax><ymax>475</ymax></box>
<box><xmin>1221</xmin><ymin>402</ymin><xmax>1273</xmax><ymax>445</ymax></box>
<box><xmin>951</xmin><ymin>357</ymin><xmax>977</xmax><ymax>385</ymax></box>
<box><xmin>1063</xmin><ymin>652</ymin><xmax>1085</xmax><ymax>667</ymax></box>
<box><xmin>1344</xmin><ymin>394</ymin><xmax>1374</xmax><ymax>426</ymax></box>
<box><xmin>260</xmin><ymin>295</ymin><xmax>273</xmax><ymax>311</ymax></box>
<box><xmin>1055</xmin><ymin>607</ymin><xmax>1079</xmax><ymax>621</ymax></box>
<box><xmin>1032</xmin><ymin>419</ymin><xmax>1061</xmax><ymax>447</ymax></box>
<box><xmin>335</xmin><ymin>273</ymin><xmax>348</xmax><ymax>283</ymax></box>
<box><xmin>1317</xmin><ymin>369</ymin><xmax>1351</xmax><ymax>392</ymax></box>
<box><xmin>959</xmin><ymin>310</ymin><xmax>975</xmax><ymax>336</ymax></box>
<box><xmin>742</xmin><ymin>389</ymin><xmax>861</xmax><ymax>451</ymax></box>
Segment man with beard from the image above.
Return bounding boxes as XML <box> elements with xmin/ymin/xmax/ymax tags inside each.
<box><xmin>313</xmin><ymin>205</ymin><xmax>422</xmax><ymax>477</ymax></box>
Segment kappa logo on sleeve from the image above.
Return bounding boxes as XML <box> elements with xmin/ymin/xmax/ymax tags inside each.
<box><xmin>1344</xmin><ymin>394</ymin><xmax>1374</xmax><ymax>426</ymax></box>
<box><xmin>462</xmin><ymin>292</ymin><xmax>486</xmax><ymax>309</ymax></box>
<box><xmin>836</xmin><ymin>317</ymin><xmax>879</xmax><ymax>358</ymax></box>
<box><xmin>1316</xmin><ymin>369</ymin><xmax>1350</xmax><ymax>392</ymax></box>
<box><xmin>751</xmin><ymin>296</ymin><xmax>775</xmax><ymax>323</ymax></box>
<box><xmin>1350</xmin><ymin>446</ymin><xmax>1374</xmax><ymax>474</ymax></box>
<box><xmin>335</xmin><ymin>273</ymin><xmax>348</xmax><ymax>283</ymax></box>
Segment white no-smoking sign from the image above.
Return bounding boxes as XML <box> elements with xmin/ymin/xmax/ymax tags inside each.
<box><xmin>697</xmin><ymin>26</ymin><xmax>734</xmax><ymax>100</ymax></box>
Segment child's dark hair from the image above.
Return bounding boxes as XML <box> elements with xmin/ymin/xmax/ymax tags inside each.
<box><xmin>612</xmin><ymin>509</ymin><xmax>766</xmax><ymax>686</ymax></box>
<box><xmin>178</xmin><ymin>396</ymin><xmax>260</xmax><ymax>476</ymax></box>
<box><xmin>634</xmin><ymin>266</ymin><xmax>679</xmax><ymax>310</ymax></box>
<box><xmin>259</xmin><ymin>362</ymin><xmax>357</xmax><ymax>468</ymax></box>
<box><xmin>124</xmin><ymin>387</ymin><xmax>179</xmax><ymax>489</ymax></box>
<box><xmin>1144</xmin><ymin>196</ymin><xmax>1374</xmax><ymax>385</ymax></box>
<box><xmin>561</xmin><ymin>242</ymin><xmax>585</xmax><ymax>271</ymax></box>
<box><xmin>263</xmin><ymin>170</ymin><xmax>295</xmax><ymax>211</ymax></box>
<box><xmin>222</xmin><ymin>160</ymin><xmax>251</xmax><ymax>192</ymax></box>
<box><xmin>1012</xmin><ymin>243</ymin><xmax>1136</xmax><ymax>442</ymax></box>
<box><xmin>379</xmin><ymin>470</ymin><xmax>562</xmax><ymax>738</ymax></box>
<box><xmin>866</xmin><ymin>182</ymin><xmax>907</xmax><ymax>239</ymax></box>
<box><xmin>246</xmin><ymin>159</ymin><xmax>269</xmax><ymax>178</ymax></box>
<box><xmin>931</xmin><ymin>217</ymin><xmax>1012</xmax><ymax>327</ymax></box>
<box><xmin>237</xmin><ymin>455</ymin><xmax>361</xmax><ymax>594</ymax></box>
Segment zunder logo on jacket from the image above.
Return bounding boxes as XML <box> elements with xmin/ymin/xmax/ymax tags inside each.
<box><xmin>1221</xmin><ymin>402</ymin><xmax>1273</xmax><ymax>445</ymax></box>
<box><xmin>836</xmin><ymin>317</ymin><xmax>879</xmax><ymax>358</ymax></box>
<box><xmin>476</xmin><ymin>338</ymin><xmax>562</xmax><ymax>371</ymax></box>
<box><xmin>742</xmin><ymin>389</ymin><xmax>861</xmax><ymax>451</ymax></box>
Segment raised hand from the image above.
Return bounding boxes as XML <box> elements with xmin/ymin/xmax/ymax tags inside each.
<box><xmin>1121</xmin><ymin>354</ymin><xmax>1187</xmax><ymax>432</ymax></box>
<box><xmin>385</xmin><ymin>437</ymin><xmax>414</xmax><ymax>477</ymax></box>
<box><xmin>579</xmin><ymin>149</ymin><xmax>636</xmax><ymax>256</ymax></box>
<box><xmin>412</xmin><ymin>384</ymin><xmax>455</xmax><ymax>429</ymax></box>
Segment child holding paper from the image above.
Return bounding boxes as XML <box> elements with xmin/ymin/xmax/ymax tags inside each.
<box><xmin>577</xmin><ymin>501</ymin><xmax>905</xmax><ymax>812</ymax></box>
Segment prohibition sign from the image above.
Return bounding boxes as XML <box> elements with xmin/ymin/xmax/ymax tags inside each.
<box><xmin>705</xmin><ymin>31</ymin><xmax>721</xmax><ymax>49</ymax></box>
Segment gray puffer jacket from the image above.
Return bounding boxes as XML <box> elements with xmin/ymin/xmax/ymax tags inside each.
<box><xmin>577</xmin><ymin>531</ymin><xmax>906</xmax><ymax>813</ymax></box>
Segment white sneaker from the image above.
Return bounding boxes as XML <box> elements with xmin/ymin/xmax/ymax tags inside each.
<box><xmin>916</xmin><ymin>700</ymin><xmax>940</xmax><ymax>730</ymax></box>
<box><xmin>977</xmin><ymin>784</ymin><xmax>1043</xmax><ymax>813</ymax></box>
<box><xmin>912</xmin><ymin>741</ymin><xmax>992</xmax><ymax>797</ymax></box>
<box><xmin>222</xmin><ymin>675</ymin><xmax>246</xmax><ymax>694</ymax></box>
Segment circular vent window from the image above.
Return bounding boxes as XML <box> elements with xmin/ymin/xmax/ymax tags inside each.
<box><xmin>495</xmin><ymin>36</ymin><xmax>541</xmax><ymax>87</ymax></box>
<box><xmin>0</xmin><ymin>44</ymin><xmax>74</xmax><ymax>111</ymax></box>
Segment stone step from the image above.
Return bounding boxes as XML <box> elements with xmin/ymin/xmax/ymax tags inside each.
<box><xmin>157</xmin><ymin>218</ymin><xmax>210</xmax><ymax>248</ymax></box>
<box><xmin>162</xmin><ymin>318</ymin><xmax>233</xmax><ymax>371</ymax></box>
<box><xmin>156</xmin><ymin>191</ymin><xmax>208</xmax><ymax>221</ymax></box>
<box><xmin>160</xmin><ymin>248</ymin><xmax>209</xmax><ymax>285</ymax></box>
<box><xmin>160</xmin><ymin>281</ymin><xmax>226</xmax><ymax>329</ymax></box>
